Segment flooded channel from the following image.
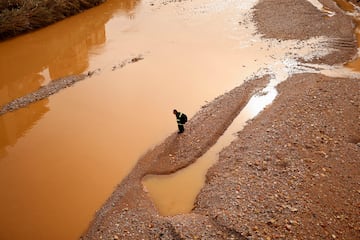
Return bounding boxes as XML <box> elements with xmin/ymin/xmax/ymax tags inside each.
<box><xmin>0</xmin><ymin>0</ymin><xmax>359</xmax><ymax>239</ymax></box>
<box><xmin>143</xmin><ymin>85</ymin><xmax>277</xmax><ymax>216</ymax></box>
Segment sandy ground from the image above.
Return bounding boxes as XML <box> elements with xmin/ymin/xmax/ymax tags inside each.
<box><xmin>79</xmin><ymin>0</ymin><xmax>360</xmax><ymax>239</ymax></box>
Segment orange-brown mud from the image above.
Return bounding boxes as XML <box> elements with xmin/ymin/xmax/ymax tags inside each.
<box><xmin>81</xmin><ymin>0</ymin><xmax>360</xmax><ymax>239</ymax></box>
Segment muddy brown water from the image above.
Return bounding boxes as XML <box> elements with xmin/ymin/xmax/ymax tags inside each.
<box><xmin>142</xmin><ymin>87</ymin><xmax>277</xmax><ymax>216</ymax></box>
<box><xmin>0</xmin><ymin>0</ymin><xmax>258</xmax><ymax>239</ymax></box>
<box><xmin>0</xmin><ymin>0</ymin><xmax>359</xmax><ymax>239</ymax></box>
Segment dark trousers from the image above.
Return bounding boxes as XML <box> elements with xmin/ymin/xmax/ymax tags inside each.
<box><xmin>178</xmin><ymin>124</ymin><xmax>184</xmax><ymax>133</ymax></box>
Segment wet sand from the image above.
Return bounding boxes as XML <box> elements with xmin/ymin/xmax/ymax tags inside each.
<box><xmin>81</xmin><ymin>0</ymin><xmax>360</xmax><ymax>239</ymax></box>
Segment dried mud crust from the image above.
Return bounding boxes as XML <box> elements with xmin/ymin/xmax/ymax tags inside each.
<box><xmin>253</xmin><ymin>0</ymin><xmax>357</xmax><ymax>65</ymax></box>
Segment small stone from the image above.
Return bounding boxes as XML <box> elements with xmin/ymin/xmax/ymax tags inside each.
<box><xmin>285</xmin><ymin>224</ymin><xmax>292</xmax><ymax>230</ymax></box>
<box><xmin>113</xmin><ymin>235</ymin><xmax>119</xmax><ymax>240</ymax></box>
<box><xmin>289</xmin><ymin>207</ymin><xmax>298</xmax><ymax>212</ymax></box>
<box><xmin>267</xmin><ymin>218</ymin><xmax>276</xmax><ymax>225</ymax></box>
<box><xmin>289</xmin><ymin>220</ymin><xmax>298</xmax><ymax>225</ymax></box>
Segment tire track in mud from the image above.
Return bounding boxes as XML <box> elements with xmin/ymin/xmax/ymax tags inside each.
<box><xmin>81</xmin><ymin>76</ymin><xmax>269</xmax><ymax>239</ymax></box>
<box><xmin>0</xmin><ymin>55</ymin><xmax>144</xmax><ymax>116</ymax></box>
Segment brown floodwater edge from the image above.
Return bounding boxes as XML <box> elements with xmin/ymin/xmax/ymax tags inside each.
<box><xmin>0</xmin><ymin>55</ymin><xmax>143</xmax><ymax>116</ymax></box>
<box><xmin>0</xmin><ymin>0</ymin><xmax>105</xmax><ymax>41</ymax></box>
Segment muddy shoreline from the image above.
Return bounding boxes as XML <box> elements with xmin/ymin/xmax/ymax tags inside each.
<box><xmin>0</xmin><ymin>55</ymin><xmax>143</xmax><ymax>116</ymax></box>
<box><xmin>81</xmin><ymin>0</ymin><xmax>359</xmax><ymax>239</ymax></box>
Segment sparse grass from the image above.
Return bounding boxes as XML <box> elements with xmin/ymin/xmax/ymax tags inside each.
<box><xmin>0</xmin><ymin>0</ymin><xmax>105</xmax><ymax>40</ymax></box>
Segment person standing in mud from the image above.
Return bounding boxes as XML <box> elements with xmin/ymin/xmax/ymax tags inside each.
<box><xmin>173</xmin><ymin>109</ymin><xmax>187</xmax><ymax>134</ymax></box>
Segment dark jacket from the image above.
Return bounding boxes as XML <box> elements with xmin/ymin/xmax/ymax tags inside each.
<box><xmin>176</xmin><ymin>112</ymin><xmax>187</xmax><ymax>125</ymax></box>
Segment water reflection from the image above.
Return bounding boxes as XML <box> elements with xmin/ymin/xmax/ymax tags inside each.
<box><xmin>333</xmin><ymin>0</ymin><xmax>355</xmax><ymax>12</ymax></box>
<box><xmin>0</xmin><ymin>100</ymin><xmax>49</xmax><ymax>159</ymax></box>
<box><xmin>0</xmin><ymin>0</ymin><xmax>140</xmax><ymax>161</ymax></box>
<box><xmin>0</xmin><ymin>0</ymin><xmax>140</xmax><ymax>107</ymax></box>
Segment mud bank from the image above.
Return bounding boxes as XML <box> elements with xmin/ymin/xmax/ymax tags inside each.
<box><xmin>81</xmin><ymin>73</ymin><xmax>360</xmax><ymax>239</ymax></box>
<box><xmin>81</xmin><ymin>76</ymin><xmax>269</xmax><ymax>239</ymax></box>
<box><xmin>82</xmin><ymin>74</ymin><xmax>360</xmax><ymax>240</ymax></box>
<box><xmin>82</xmin><ymin>0</ymin><xmax>359</xmax><ymax>239</ymax></box>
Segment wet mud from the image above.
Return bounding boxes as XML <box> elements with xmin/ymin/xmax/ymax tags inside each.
<box><xmin>81</xmin><ymin>0</ymin><xmax>360</xmax><ymax>239</ymax></box>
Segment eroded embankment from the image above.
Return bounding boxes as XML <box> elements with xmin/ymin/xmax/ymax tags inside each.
<box><xmin>81</xmin><ymin>77</ymin><xmax>269</xmax><ymax>239</ymax></box>
<box><xmin>0</xmin><ymin>0</ymin><xmax>106</xmax><ymax>41</ymax></box>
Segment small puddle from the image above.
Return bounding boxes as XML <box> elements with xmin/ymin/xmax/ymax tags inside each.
<box><xmin>334</xmin><ymin>0</ymin><xmax>360</xmax><ymax>72</ymax></box>
<box><xmin>142</xmin><ymin>84</ymin><xmax>277</xmax><ymax>216</ymax></box>
<box><xmin>343</xmin><ymin>18</ymin><xmax>360</xmax><ymax>71</ymax></box>
<box><xmin>333</xmin><ymin>0</ymin><xmax>355</xmax><ymax>12</ymax></box>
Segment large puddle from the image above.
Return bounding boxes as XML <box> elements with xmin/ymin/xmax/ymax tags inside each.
<box><xmin>1</xmin><ymin>0</ymin><xmax>360</xmax><ymax>239</ymax></box>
